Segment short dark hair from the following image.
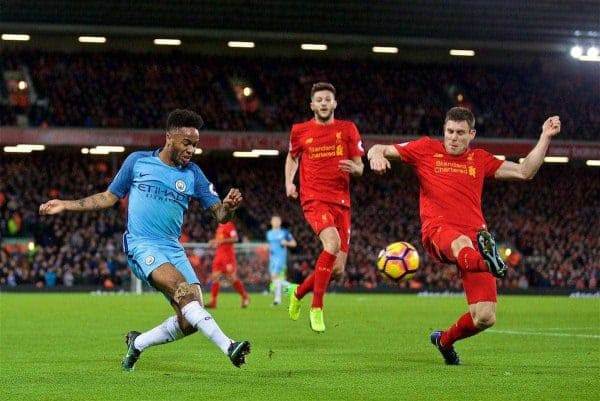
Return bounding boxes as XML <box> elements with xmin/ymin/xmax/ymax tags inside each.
<box><xmin>311</xmin><ymin>82</ymin><xmax>336</xmax><ymax>98</ymax></box>
<box><xmin>445</xmin><ymin>107</ymin><xmax>475</xmax><ymax>130</ymax></box>
<box><xmin>166</xmin><ymin>109</ymin><xmax>204</xmax><ymax>131</ymax></box>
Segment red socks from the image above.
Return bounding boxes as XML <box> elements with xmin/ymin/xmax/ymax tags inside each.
<box><xmin>440</xmin><ymin>312</ymin><xmax>482</xmax><ymax>348</ymax></box>
<box><xmin>209</xmin><ymin>281</ymin><xmax>220</xmax><ymax>304</ymax></box>
<box><xmin>295</xmin><ymin>273</ymin><xmax>315</xmax><ymax>299</ymax></box>
<box><xmin>457</xmin><ymin>247</ymin><xmax>488</xmax><ymax>273</ymax></box>
<box><xmin>311</xmin><ymin>251</ymin><xmax>337</xmax><ymax>309</ymax></box>
<box><xmin>233</xmin><ymin>279</ymin><xmax>248</xmax><ymax>299</ymax></box>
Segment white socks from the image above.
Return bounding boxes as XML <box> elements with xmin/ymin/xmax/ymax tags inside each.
<box><xmin>181</xmin><ymin>301</ymin><xmax>232</xmax><ymax>354</ymax></box>
<box><xmin>274</xmin><ymin>278</ymin><xmax>290</xmax><ymax>304</ymax></box>
<box><xmin>134</xmin><ymin>316</ymin><xmax>184</xmax><ymax>352</ymax></box>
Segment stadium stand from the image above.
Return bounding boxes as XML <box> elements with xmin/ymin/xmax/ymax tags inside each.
<box><xmin>2</xmin><ymin>152</ymin><xmax>598</xmax><ymax>290</ymax></box>
<box><xmin>1</xmin><ymin>51</ymin><xmax>598</xmax><ymax>139</ymax></box>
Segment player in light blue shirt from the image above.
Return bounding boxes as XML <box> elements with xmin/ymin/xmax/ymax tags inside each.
<box><xmin>39</xmin><ymin>109</ymin><xmax>250</xmax><ymax>371</ymax></box>
<box><xmin>266</xmin><ymin>215</ymin><xmax>296</xmax><ymax>305</ymax></box>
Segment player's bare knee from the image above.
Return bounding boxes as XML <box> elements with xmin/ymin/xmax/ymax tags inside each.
<box><xmin>451</xmin><ymin>235</ymin><xmax>473</xmax><ymax>257</ymax></box>
<box><xmin>323</xmin><ymin>239</ymin><xmax>340</xmax><ymax>255</ymax></box>
<box><xmin>173</xmin><ymin>282</ymin><xmax>198</xmax><ymax>306</ymax></box>
<box><xmin>473</xmin><ymin>312</ymin><xmax>496</xmax><ymax>329</ymax></box>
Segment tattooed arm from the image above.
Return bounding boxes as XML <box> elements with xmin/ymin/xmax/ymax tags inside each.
<box><xmin>39</xmin><ymin>190</ymin><xmax>119</xmax><ymax>215</ymax></box>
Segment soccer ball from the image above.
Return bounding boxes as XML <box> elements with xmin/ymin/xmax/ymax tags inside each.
<box><xmin>377</xmin><ymin>242</ymin><xmax>420</xmax><ymax>282</ymax></box>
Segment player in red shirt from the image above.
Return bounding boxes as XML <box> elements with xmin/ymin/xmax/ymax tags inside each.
<box><xmin>285</xmin><ymin>82</ymin><xmax>364</xmax><ymax>332</ymax></box>
<box><xmin>368</xmin><ymin>107</ymin><xmax>561</xmax><ymax>364</ymax></box>
<box><xmin>206</xmin><ymin>221</ymin><xmax>249</xmax><ymax>308</ymax></box>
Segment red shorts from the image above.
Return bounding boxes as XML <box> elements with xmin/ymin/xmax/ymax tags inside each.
<box><xmin>212</xmin><ymin>254</ymin><xmax>236</xmax><ymax>274</ymax></box>
<box><xmin>302</xmin><ymin>200</ymin><xmax>351</xmax><ymax>253</ymax></box>
<box><xmin>422</xmin><ymin>225</ymin><xmax>497</xmax><ymax>304</ymax></box>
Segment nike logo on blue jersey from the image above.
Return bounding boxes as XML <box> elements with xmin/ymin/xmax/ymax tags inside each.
<box><xmin>140</xmin><ymin>173</ymin><xmax>150</xmax><ymax>177</ymax></box>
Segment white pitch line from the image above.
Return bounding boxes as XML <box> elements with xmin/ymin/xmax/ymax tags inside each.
<box><xmin>488</xmin><ymin>329</ymin><xmax>600</xmax><ymax>339</ymax></box>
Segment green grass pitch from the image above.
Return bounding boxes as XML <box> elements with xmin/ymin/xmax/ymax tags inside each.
<box><xmin>1</xmin><ymin>292</ymin><xmax>598</xmax><ymax>401</ymax></box>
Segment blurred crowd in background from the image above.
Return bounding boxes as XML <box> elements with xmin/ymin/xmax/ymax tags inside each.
<box><xmin>2</xmin><ymin>153</ymin><xmax>598</xmax><ymax>291</ymax></box>
<box><xmin>2</xmin><ymin>50</ymin><xmax>599</xmax><ymax>139</ymax></box>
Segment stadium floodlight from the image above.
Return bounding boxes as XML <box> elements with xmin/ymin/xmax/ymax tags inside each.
<box><xmin>4</xmin><ymin>146</ymin><xmax>32</xmax><ymax>153</ymax></box>
<box><xmin>493</xmin><ymin>155</ymin><xmax>506</xmax><ymax>160</ymax></box>
<box><xmin>153</xmin><ymin>38</ymin><xmax>181</xmax><ymax>46</ymax></box>
<box><xmin>449</xmin><ymin>49</ymin><xmax>475</xmax><ymax>56</ymax></box>
<box><xmin>585</xmin><ymin>160</ymin><xmax>600</xmax><ymax>167</ymax></box>
<box><xmin>1</xmin><ymin>34</ymin><xmax>30</xmax><ymax>41</ymax></box>
<box><xmin>301</xmin><ymin>43</ymin><xmax>327</xmax><ymax>51</ymax></box>
<box><xmin>243</xmin><ymin>87</ymin><xmax>253</xmax><ymax>96</ymax></box>
<box><xmin>578</xmin><ymin>55</ymin><xmax>600</xmax><ymax>62</ymax></box>
<box><xmin>194</xmin><ymin>148</ymin><xmax>203</xmax><ymax>154</ymax></box>
<box><xmin>586</xmin><ymin>47</ymin><xmax>599</xmax><ymax>57</ymax></box>
<box><xmin>233</xmin><ymin>151</ymin><xmax>260</xmax><ymax>158</ymax></box>
<box><xmin>570</xmin><ymin>46</ymin><xmax>583</xmax><ymax>58</ymax></box>
<box><xmin>227</xmin><ymin>41</ymin><xmax>255</xmax><ymax>48</ymax></box>
<box><xmin>372</xmin><ymin>46</ymin><xmax>398</xmax><ymax>54</ymax></box>
<box><xmin>543</xmin><ymin>156</ymin><xmax>569</xmax><ymax>163</ymax></box>
<box><xmin>17</xmin><ymin>81</ymin><xmax>27</xmax><ymax>90</ymax></box>
<box><xmin>89</xmin><ymin>148</ymin><xmax>110</xmax><ymax>155</ymax></box>
<box><xmin>95</xmin><ymin>146</ymin><xmax>125</xmax><ymax>152</ymax></box>
<box><xmin>251</xmin><ymin>149</ymin><xmax>279</xmax><ymax>156</ymax></box>
<box><xmin>16</xmin><ymin>144</ymin><xmax>45</xmax><ymax>151</ymax></box>
<box><xmin>78</xmin><ymin>36</ymin><xmax>107</xmax><ymax>44</ymax></box>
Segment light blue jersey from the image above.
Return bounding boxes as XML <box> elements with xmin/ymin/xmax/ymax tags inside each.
<box><xmin>266</xmin><ymin>228</ymin><xmax>293</xmax><ymax>275</ymax></box>
<box><xmin>108</xmin><ymin>149</ymin><xmax>220</xmax><ymax>285</ymax></box>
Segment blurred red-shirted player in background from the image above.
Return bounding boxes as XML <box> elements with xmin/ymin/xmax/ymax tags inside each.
<box><xmin>206</xmin><ymin>221</ymin><xmax>249</xmax><ymax>308</ymax></box>
<box><xmin>285</xmin><ymin>82</ymin><xmax>364</xmax><ymax>333</ymax></box>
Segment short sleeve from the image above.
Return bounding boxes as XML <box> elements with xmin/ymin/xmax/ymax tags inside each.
<box><xmin>289</xmin><ymin>124</ymin><xmax>302</xmax><ymax>159</ymax></box>
<box><xmin>480</xmin><ymin>151</ymin><xmax>505</xmax><ymax>178</ymax></box>
<box><xmin>393</xmin><ymin>137</ymin><xmax>429</xmax><ymax>165</ymax></box>
<box><xmin>192</xmin><ymin>164</ymin><xmax>221</xmax><ymax>209</ymax></box>
<box><xmin>347</xmin><ymin>122</ymin><xmax>364</xmax><ymax>158</ymax></box>
<box><xmin>108</xmin><ymin>152</ymin><xmax>141</xmax><ymax>198</ymax></box>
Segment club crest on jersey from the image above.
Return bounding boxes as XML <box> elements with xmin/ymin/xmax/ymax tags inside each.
<box><xmin>145</xmin><ymin>255</ymin><xmax>155</xmax><ymax>265</ymax></box>
<box><xmin>467</xmin><ymin>153</ymin><xmax>474</xmax><ymax>161</ymax></box>
<box><xmin>336</xmin><ymin>131</ymin><xmax>342</xmax><ymax>141</ymax></box>
<box><xmin>305</xmin><ymin>137</ymin><xmax>314</xmax><ymax>144</ymax></box>
<box><xmin>175</xmin><ymin>180</ymin><xmax>186</xmax><ymax>192</ymax></box>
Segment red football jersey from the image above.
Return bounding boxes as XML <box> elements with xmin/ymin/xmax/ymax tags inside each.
<box><xmin>289</xmin><ymin>118</ymin><xmax>364</xmax><ymax>207</ymax></box>
<box><xmin>214</xmin><ymin>221</ymin><xmax>237</xmax><ymax>259</ymax></box>
<box><xmin>393</xmin><ymin>137</ymin><xmax>503</xmax><ymax>234</ymax></box>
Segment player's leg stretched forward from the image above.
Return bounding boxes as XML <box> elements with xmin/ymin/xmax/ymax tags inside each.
<box><xmin>122</xmin><ymin>263</ymin><xmax>250</xmax><ymax>371</ymax></box>
<box><xmin>289</xmin><ymin>226</ymin><xmax>340</xmax><ymax>332</ymax></box>
<box><xmin>430</xmin><ymin>231</ymin><xmax>505</xmax><ymax>365</ymax></box>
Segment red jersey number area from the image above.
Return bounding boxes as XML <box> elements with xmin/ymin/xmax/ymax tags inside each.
<box><xmin>393</xmin><ymin>137</ymin><xmax>503</xmax><ymax>235</ymax></box>
<box><xmin>213</xmin><ymin>222</ymin><xmax>237</xmax><ymax>274</ymax></box>
<box><xmin>289</xmin><ymin>119</ymin><xmax>364</xmax><ymax>207</ymax></box>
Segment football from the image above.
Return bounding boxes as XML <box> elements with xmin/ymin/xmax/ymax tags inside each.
<box><xmin>376</xmin><ymin>242</ymin><xmax>420</xmax><ymax>282</ymax></box>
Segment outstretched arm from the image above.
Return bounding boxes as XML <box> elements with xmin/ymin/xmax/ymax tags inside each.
<box><xmin>495</xmin><ymin>116</ymin><xmax>561</xmax><ymax>180</ymax></box>
<box><xmin>39</xmin><ymin>190</ymin><xmax>119</xmax><ymax>215</ymax></box>
<box><xmin>367</xmin><ymin>144</ymin><xmax>401</xmax><ymax>175</ymax></box>
<box><xmin>209</xmin><ymin>188</ymin><xmax>243</xmax><ymax>223</ymax></box>
<box><xmin>285</xmin><ymin>153</ymin><xmax>299</xmax><ymax>199</ymax></box>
